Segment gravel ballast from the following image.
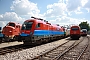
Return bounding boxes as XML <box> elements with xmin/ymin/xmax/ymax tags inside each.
<box><xmin>0</xmin><ymin>38</ymin><xmax>69</xmax><ymax>60</ymax></box>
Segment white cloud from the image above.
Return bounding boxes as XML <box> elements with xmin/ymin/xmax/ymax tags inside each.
<box><xmin>49</xmin><ymin>16</ymin><xmax>88</xmax><ymax>26</ymax></box>
<box><xmin>43</xmin><ymin>0</ymin><xmax>89</xmax><ymax>26</ymax></box>
<box><xmin>44</xmin><ymin>0</ymin><xmax>84</xmax><ymax>18</ymax></box>
<box><xmin>66</xmin><ymin>0</ymin><xmax>85</xmax><ymax>15</ymax></box>
<box><xmin>81</xmin><ymin>0</ymin><xmax>88</xmax><ymax>7</ymax></box>
<box><xmin>0</xmin><ymin>22</ymin><xmax>6</xmax><ymax>28</ymax></box>
<box><xmin>83</xmin><ymin>0</ymin><xmax>90</xmax><ymax>12</ymax></box>
<box><xmin>0</xmin><ymin>12</ymin><xmax>25</xmax><ymax>27</ymax></box>
<box><xmin>44</xmin><ymin>1</ymin><xmax>67</xmax><ymax>17</ymax></box>
<box><xmin>0</xmin><ymin>12</ymin><xmax>24</xmax><ymax>21</ymax></box>
<box><xmin>74</xmin><ymin>7</ymin><xmax>83</xmax><ymax>14</ymax></box>
<box><xmin>0</xmin><ymin>0</ymin><xmax>45</xmax><ymax>27</ymax></box>
<box><xmin>66</xmin><ymin>0</ymin><xmax>82</xmax><ymax>11</ymax></box>
<box><xmin>10</xmin><ymin>0</ymin><xmax>40</xmax><ymax>16</ymax></box>
<box><xmin>10</xmin><ymin>0</ymin><xmax>45</xmax><ymax>20</ymax></box>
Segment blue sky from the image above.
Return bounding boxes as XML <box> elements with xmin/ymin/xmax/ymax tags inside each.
<box><xmin>0</xmin><ymin>0</ymin><xmax>90</xmax><ymax>27</ymax></box>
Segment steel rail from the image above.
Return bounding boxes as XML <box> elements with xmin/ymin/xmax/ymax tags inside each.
<box><xmin>0</xmin><ymin>44</ymin><xmax>32</xmax><ymax>55</ymax></box>
<box><xmin>76</xmin><ymin>36</ymin><xmax>89</xmax><ymax>60</ymax></box>
<box><xmin>53</xmin><ymin>37</ymin><xmax>84</xmax><ymax>60</ymax></box>
<box><xmin>31</xmin><ymin>40</ymin><xmax>70</xmax><ymax>60</ymax></box>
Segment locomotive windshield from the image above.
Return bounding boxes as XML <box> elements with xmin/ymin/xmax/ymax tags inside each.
<box><xmin>0</xmin><ymin>27</ymin><xmax>1</xmax><ymax>33</ymax></box>
<box><xmin>0</xmin><ymin>27</ymin><xmax>1</xmax><ymax>30</ymax></box>
<box><xmin>21</xmin><ymin>22</ymin><xmax>33</xmax><ymax>30</ymax></box>
<box><xmin>83</xmin><ymin>30</ymin><xmax>87</xmax><ymax>33</ymax></box>
<box><xmin>82</xmin><ymin>29</ymin><xmax>87</xmax><ymax>33</ymax></box>
<box><xmin>71</xmin><ymin>28</ymin><xmax>79</xmax><ymax>30</ymax></box>
<box><xmin>8</xmin><ymin>23</ymin><xmax>15</xmax><ymax>27</ymax></box>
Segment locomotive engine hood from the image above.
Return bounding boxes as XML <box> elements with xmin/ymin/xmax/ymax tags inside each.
<box><xmin>2</xmin><ymin>26</ymin><xmax>15</xmax><ymax>36</ymax></box>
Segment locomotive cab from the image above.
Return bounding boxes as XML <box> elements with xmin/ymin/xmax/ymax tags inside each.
<box><xmin>70</xmin><ymin>26</ymin><xmax>81</xmax><ymax>39</ymax></box>
<box><xmin>81</xmin><ymin>29</ymin><xmax>87</xmax><ymax>36</ymax></box>
<box><xmin>2</xmin><ymin>22</ymin><xmax>21</xmax><ymax>40</ymax></box>
<box><xmin>20</xmin><ymin>20</ymin><xmax>36</xmax><ymax>43</ymax></box>
<box><xmin>21</xmin><ymin>20</ymin><xmax>35</xmax><ymax>36</ymax></box>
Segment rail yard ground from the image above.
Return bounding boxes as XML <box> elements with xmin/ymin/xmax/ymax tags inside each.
<box><xmin>0</xmin><ymin>36</ymin><xmax>90</xmax><ymax>60</ymax></box>
<box><xmin>0</xmin><ymin>41</ymin><xmax>23</xmax><ymax>48</ymax></box>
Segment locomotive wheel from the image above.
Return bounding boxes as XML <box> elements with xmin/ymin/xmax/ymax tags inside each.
<box><xmin>71</xmin><ymin>37</ymin><xmax>79</xmax><ymax>40</ymax></box>
<box><xmin>23</xmin><ymin>41</ymin><xmax>33</xmax><ymax>45</ymax></box>
<box><xmin>64</xmin><ymin>34</ymin><xmax>66</xmax><ymax>38</ymax></box>
<box><xmin>0</xmin><ymin>38</ymin><xmax>2</xmax><ymax>43</ymax></box>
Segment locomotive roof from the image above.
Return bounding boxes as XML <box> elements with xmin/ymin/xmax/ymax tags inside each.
<box><xmin>25</xmin><ymin>19</ymin><xmax>49</xmax><ymax>24</ymax></box>
<box><xmin>8</xmin><ymin>22</ymin><xmax>21</xmax><ymax>26</ymax></box>
<box><xmin>25</xmin><ymin>19</ymin><xmax>62</xmax><ymax>28</ymax></box>
<box><xmin>71</xmin><ymin>25</ymin><xmax>80</xmax><ymax>27</ymax></box>
<box><xmin>81</xmin><ymin>29</ymin><xmax>87</xmax><ymax>31</ymax></box>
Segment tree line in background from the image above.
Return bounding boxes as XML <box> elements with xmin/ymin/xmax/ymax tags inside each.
<box><xmin>79</xmin><ymin>21</ymin><xmax>90</xmax><ymax>31</ymax></box>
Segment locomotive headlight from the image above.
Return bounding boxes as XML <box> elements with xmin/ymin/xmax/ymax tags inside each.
<box><xmin>9</xmin><ymin>31</ymin><xmax>12</xmax><ymax>32</ymax></box>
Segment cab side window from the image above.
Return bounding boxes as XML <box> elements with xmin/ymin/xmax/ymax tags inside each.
<box><xmin>16</xmin><ymin>26</ymin><xmax>18</xmax><ymax>28</ymax></box>
<box><xmin>36</xmin><ymin>23</ymin><xmax>40</xmax><ymax>28</ymax></box>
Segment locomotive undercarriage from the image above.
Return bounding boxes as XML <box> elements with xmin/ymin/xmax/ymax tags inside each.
<box><xmin>0</xmin><ymin>35</ymin><xmax>19</xmax><ymax>43</ymax></box>
<box><xmin>70</xmin><ymin>34</ymin><xmax>80</xmax><ymax>40</ymax></box>
<box><xmin>0</xmin><ymin>37</ymin><xmax>4</xmax><ymax>43</ymax></box>
<box><xmin>22</xmin><ymin>34</ymin><xmax>64</xmax><ymax>45</ymax></box>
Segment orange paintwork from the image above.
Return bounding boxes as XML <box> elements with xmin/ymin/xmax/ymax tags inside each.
<box><xmin>2</xmin><ymin>22</ymin><xmax>21</xmax><ymax>37</ymax></box>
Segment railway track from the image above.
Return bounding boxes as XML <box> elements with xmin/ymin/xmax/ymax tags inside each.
<box><xmin>0</xmin><ymin>38</ymin><xmax>69</xmax><ymax>55</ymax></box>
<box><xmin>31</xmin><ymin>37</ymin><xmax>87</xmax><ymax>60</ymax></box>
<box><xmin>0</xmin><ymin>36</ymin><xmax>89</xmax><ymax>60</ymax></box>
<box><xmin>0</xmin><ymin>44</ymin><xmax>32</xmax><ymax>55</ymax></box>
<box><xmin>79</xmin><ymin>36</ymin><xmax>90</xmax><ymax>60</ymax></box>
<box><xmin>58</xmin><ymin>36</ymin><xmax>89</xmax><ymax>60</ymax></box>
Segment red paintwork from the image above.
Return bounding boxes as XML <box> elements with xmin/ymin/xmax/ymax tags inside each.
<box><xmin>21</xmin><ymin>19</ymin><xmax>46</xmax><ymax>35</ymax></box>
<box><xmin>81</xmin><ymin>32</ymin><xmax>85</xmax><ymax>35</ymax></box>
<box><xmin>2</xmin><ymin>22</ymin><xmax>21</xmax><ymax>37</ymax></box>
<box><xmin>70</xmin><ymin>25</ymin><xmax>81</xmax><ymax>35</ymax></box>
<box><xmin>21</xmin><ymin>18</ymin><xmax>64</xmax><ymax>35</ymax></box>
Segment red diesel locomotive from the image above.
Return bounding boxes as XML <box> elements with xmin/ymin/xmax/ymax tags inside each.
<box><xmin>70</xmin><ymin>25</ymin><xmax>81</xmax><ymax>39</ymax></box>
<box><xmin>2</xmin><ymin>22</ymin><xmax>21</xmax><ymax>42</ymax></box>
